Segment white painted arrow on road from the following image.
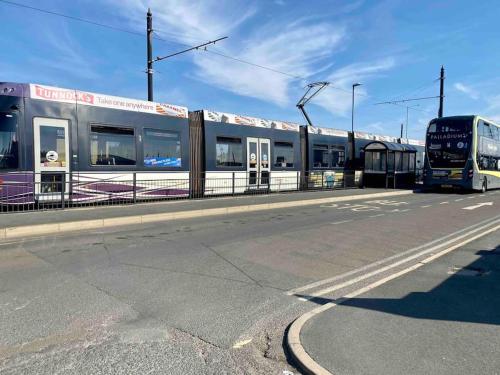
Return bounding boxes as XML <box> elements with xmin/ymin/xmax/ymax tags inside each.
<box><xmin>462</xmin><ymin>202</ymin><xmax>494</xmax><ymax>210</ymax></box>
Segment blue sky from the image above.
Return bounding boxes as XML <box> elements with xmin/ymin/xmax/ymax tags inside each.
<box><xmin>1</xmin><ymin>0</ymin><xmax>499</xmax><ymax>139</ymax></box>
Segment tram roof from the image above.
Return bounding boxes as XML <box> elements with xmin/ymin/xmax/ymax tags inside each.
<box><xmin>0</xmin><ymin>82</ymin><xmax>188</xmax><ymax>118</ymax></box>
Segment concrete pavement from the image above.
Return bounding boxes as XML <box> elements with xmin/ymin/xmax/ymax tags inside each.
<box><xmin>294</xmin><ymin>229</ymin><xmax>500</xmax><ymax>375</ymax></box>
<box><xmin>0</xmin><ymin>188</ymin><xmax>415</xmax><ymax>239</ymax></box>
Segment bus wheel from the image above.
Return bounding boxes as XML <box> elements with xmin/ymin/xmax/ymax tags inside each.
<box><xmin>481</xmin><ymin>178</ymin><xmax>488</xmax><ymax>193</ymax></box>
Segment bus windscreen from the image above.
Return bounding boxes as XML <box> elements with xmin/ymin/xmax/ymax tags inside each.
<box><xmin>426</xmin><ymin>117</ymin><xmax>472</xmax><ymax>169</ymax></box>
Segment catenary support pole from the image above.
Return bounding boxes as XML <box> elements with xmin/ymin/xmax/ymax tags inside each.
<box><xmin>438</xmin><ymin>65</ymin><xmax>445</xmax><ymax>118</ymax></box>
<box><xmin>147</xmin><ymin>8</ymin><xmax>153</xmax><ymax>101</ymax></box>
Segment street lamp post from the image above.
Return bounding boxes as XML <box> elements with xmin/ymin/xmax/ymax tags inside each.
<box><xmin>351</xmin><ymin>83</ymin><xmax>361</xmax><ymax>133</ymax></box>
<box><xmin>351</xmin><ymin>83</ymin><xmax>362</xmax><ymax>170</ymax></box>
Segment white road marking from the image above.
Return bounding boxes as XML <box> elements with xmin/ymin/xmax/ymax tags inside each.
<box><xmin>462</xmin><ymin>202</ymin><xmax>493</xmax><ymax>210</ymax></box>
<box><xmin>285</xmin><ymin>215</ymin><xmax>500</xmax><ymax>296</ymax></box>
<box><xmin>420</xmin><ymin>205</ymin><xmax>431</xmax><ymax>208</ymax></box>
<box><xmin>308</xmin><ymin>219</ymin><xmax>500</xmax><ymax>298</ymax></box>
<box><xmin>331</xmin><ymin>220</ymin><xmax>353</xmax><ymax>225</ymax></box>
<box><xmin>388</xmin><ymin>208</ymin><xmax>411</xmax><ymax>213</ymax></box>
<box><xmin>440</xmin><ymin>201</ymin><xmax>449</xmax><ymax>205</ymax></box>
<box><xmin>233</xmin><ymin>338</ymin><xmax>252</xmax><ymax>349</ymax></box>
<box><xmin>364</xmin><ymin>200</ymin><xmax>409</xmax><ymax>206</ymax></box>
<box><xmin>320</xmin><ymin>204</ymin><xmax>339</xmax><ymax>208</ymax></box>
<box><xmin>369</xmin><ymin>214</ymin><xmax>385</xmax><ymax>218</ymax></box>
<box><xmin>455</xmin><ymin>198</ymin><xmax>464</xmax><ymax>202</ymax></box>
<box><xmin>468</xmin><ymin>196</ymin><xmax>476</xmax><ymax>199</ymax></box>
<box><xmin>286</xmin><ymin>223</ymin><xmax>500</xmax><ymax>375</ymax></box>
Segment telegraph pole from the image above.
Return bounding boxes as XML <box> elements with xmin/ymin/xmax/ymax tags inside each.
<box><xmin>147</xmin><ymin>8</ymin><xmax>154</xmax><ymax>101</ymax></box>
<box><xmin>438</xmin><ymin>65</ymin><xmax>445</xmax><ymax>118</ymax></box>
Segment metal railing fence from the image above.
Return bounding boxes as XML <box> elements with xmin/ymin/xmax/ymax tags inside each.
<box><xmin>0</xmin><ymin>171</ymin><xmax>359</xmax><ymax>213</ymax></box>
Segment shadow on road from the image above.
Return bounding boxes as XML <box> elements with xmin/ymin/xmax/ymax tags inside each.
<box><xmin>297</xmin><ymin>243</ymin><xmax>500</xmax><ymax>325</ymax></box>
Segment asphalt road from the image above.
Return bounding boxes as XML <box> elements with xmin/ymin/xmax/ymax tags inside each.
<box><xmin>0</xmin><ymin>189</ymin><xmax>499</xmax><ymax>374</ymax></box>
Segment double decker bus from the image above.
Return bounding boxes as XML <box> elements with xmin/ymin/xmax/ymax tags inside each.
<box><xmin>424</xmin><ymin>115</ymin><xmax>500</xmax><ymax>192</ymax></box>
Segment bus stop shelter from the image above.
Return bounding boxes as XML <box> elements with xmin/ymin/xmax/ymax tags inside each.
<box><xmin>363</xmin><ymin>141</ymin><xmax>418</xmax><ymax>188</ymax></box>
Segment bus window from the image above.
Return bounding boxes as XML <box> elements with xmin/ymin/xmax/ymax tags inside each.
<box><xmin>143</xmin><ymin>129</ymin><xmax>181</xmax><ymax>167</ymax></box>
<box><xmin>274</xmin><ymin>142</ymin><xmax>294</xmax><ymax>168</ymax></box>
<box><xmin>216</xmin><ymin>137</ymin><xmax>243</xmax><ymax>167</ymax></box>
<box><xmin>0</xmin><ymin>112</ymin><xmax>18</xmax><ymax>169</ymax></box>
<box><xmin>90</xmin><ymin>125</ymin><xmax>136</xmax><ymax>166</ymax></box>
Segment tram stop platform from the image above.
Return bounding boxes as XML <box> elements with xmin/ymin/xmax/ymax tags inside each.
<box><xmin>289</xmin><ymin>229</ymin><xmax>500</xmax><ymax>375</ymax></box>
<box><xmin>0</xmin><ymin>188</ymin><xmax>415</xmax><ymax>239</ymax></box>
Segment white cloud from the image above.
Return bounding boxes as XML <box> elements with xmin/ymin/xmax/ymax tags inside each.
<box><xmin>454</xmin><ymin>82</ymin><xmax>479</xmax><ymax>100</ymax></box>
<box><xmin>192</xmin><ymin>22</ymin><xmax>345</xmax><ymax>106</ymax></box>
<box><xmin>109</xmin><ymin>0</ymin><xmax>346</xmax><ymax>107</ymax></box>
<box><xmin>116</xmin><ymin>0</ymin><xmax>256</xmax><ymax>43</ymax></box>
<box><xmin>313</xmin><ymin>58</ymin><xmax>396</xmax><ymax>116</ymax></box>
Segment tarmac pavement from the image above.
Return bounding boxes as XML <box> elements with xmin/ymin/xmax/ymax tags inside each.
<box><xmin>298</xmin><ymin>230</ymin><xmax>500</xmax><ymax>375</ymax></box>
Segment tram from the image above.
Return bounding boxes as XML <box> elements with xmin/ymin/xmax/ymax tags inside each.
<box><xmin>0</xmin><ymin>82</ymin><xmax>425</xmax><ymax>205</ymax></box>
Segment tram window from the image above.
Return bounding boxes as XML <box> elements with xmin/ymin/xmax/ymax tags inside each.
<box><xmin>0</xmin><ymin>113</ymin><xmax>18</xmax><ymax>169</ymax></box>
<box><xmin>313</xmin><ymin>144</ymin><xmax>329</xmax><ymax>168</ymax></box>
<box><xmin>331</xmin><ymin>147</ymin><xmax>345</xmax><ymax>168</ymax></box>
<box><xmin>216</xmin><ymin>137</ymin><xmax>243</xmax><ymax>167</ymax></box>
<box><xmin>274</xmin><ymin>142</ymin><xmax>294</xmax><ymax>168</ymax></box>
<box><xmin>143</xmin><ymin>129</ymin><xmax>181</xmax><ymax>167</ymax></box>
<box><xmin>90</xmin><ymin>125</ymin><xmax>136</xmax><ymax>166</ymax></box>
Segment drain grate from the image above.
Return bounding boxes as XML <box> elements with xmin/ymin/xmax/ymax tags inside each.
<box><xmin>447</xmin><ymin>266</ymin><xmax>488</xmax><ymax>277</ymax></box>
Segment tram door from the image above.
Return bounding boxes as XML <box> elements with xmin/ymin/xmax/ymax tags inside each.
<box><xmin>33</xmin><ymin>117</ymin><xmax>70</xmax><ymax>201</ymax></box>
<box><xmin>247</xmin><ymin>138</ymin><xmax>270</xmax><ymax>189</ymax></box>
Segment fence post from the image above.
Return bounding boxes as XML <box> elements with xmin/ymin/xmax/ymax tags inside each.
<box><xmin>232</xmin><ymin>172</ymin><xmax>235</xmax><ymax>196</ymax></box>
<box><xmin>321</xmin><ymin>171</ymin><xmax>324</xmax><ymax>189</ymax></box>
<box><xmin>133</xmin><ymin>172</ymin><xmax>137</xmax><ymax>203</ymax></box>
<box><xmin>61</xmin><ymin>173</ymin><xmax>65</xmax><ymax>209</ymax></box>
<box><xmin>296</xmin><ymin>171</ymin><xmax>299</xmax><ymax>191</ymax></box>
<box><xmin>69</xmin><ymin>171</ymin><xmax>72</xmax><ymax>204</ymax></box>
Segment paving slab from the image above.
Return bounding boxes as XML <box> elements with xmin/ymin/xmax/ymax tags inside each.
<box><xmin>0</xmin><ymin>188</ymin><xmax>409</xmax><ymax>229</ymax></box>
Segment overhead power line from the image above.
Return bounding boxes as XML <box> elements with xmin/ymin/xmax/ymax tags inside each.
<box><xmin>0</xmin><ymin>0</ymin><xmax>302</xmax><ymax>80</ymax></box>
<box><xmin>374</xmin><ymin>95</ymin><xmax>441</xmax><ymax>105</ymax></box>
<box><xmin>0</xmin><ymin>0</ymin><xmax>438</xmax><ymax>117</ymax></box>
<box><xmin>154</xmin><ymin>37</ymin><xmax>228</xmax><ymax>62</ymax></box>
<box><xmin>0</xmin><ymin>0</ymin><xmax>148</xmax><ymax>38</ymax></box>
